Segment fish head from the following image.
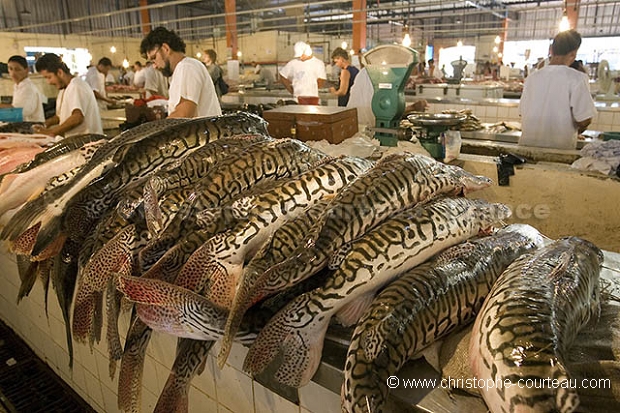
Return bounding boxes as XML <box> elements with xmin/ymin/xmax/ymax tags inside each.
<box><xmin>472</xmin><ymin>201</ymin><xmax>512</xmax><ymax>233</ymax></box>
<box><xmin>498</xmin><ymin>224</ymin><xmax>546</xmax><ymax>249</ymax></box>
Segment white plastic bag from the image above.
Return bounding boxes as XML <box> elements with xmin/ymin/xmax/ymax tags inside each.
<box><xmin>443</xmin><ymin>130</ymin><xmax>462</xmax><ymax>163</ymax></box>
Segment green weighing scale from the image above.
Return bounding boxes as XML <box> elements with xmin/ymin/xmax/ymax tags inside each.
<box><xmin>407</xmin><ymin>113</ymin><xmax>466</xmax><ymax>159</ymax></box>
<box><xmin>363</xmin><ymin>44</ymin><xmax>418</xmax><ymax>146</ymax></box>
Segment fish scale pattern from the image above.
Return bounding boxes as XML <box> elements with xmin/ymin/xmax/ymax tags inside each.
<box><xmin>470</xmin><ymin>237</ymin><xmax>603</xmax><ymax>413</ymax></box>
<box><xmin>342</xmin><ymin>225</ymin><xmax>544</xmax><ymax>413</ymax></box>
<box><xmin>244</xmin><ymin>197</ymin><xmax>511</xmax><ymax>388</ymax></box>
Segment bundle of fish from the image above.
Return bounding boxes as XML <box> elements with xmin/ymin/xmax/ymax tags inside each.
<box><xmin>442</xmin><ymin>108</ymin><xmax>483</xmax><ymax>131</ymax></box>
<box><xmin>470</xmin><ymin>237</ymin><xmax>603</xmax><ymax>413</ymax></box>
<box><xmin>341</xmin><ymin>224</ymin><xmax>544</xmax><ymax>413</ymax></box>
<box><xmin>0</xmin><ymin>112</ymin><xmax>523</xmax><ymax>413</ymax></box>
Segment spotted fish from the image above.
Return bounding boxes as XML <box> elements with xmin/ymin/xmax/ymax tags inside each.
<box><xmin>469</xmin><ymin>237</ymin><xmax>603</xmax><ymax>413</ymax></box>
<box><xmin>341</xmin><ymin>224</ymin><xmax>544</xmax><ymax>413</ymax></box>
<box><xmin>259</xmin><ymin>153</ymin><xmax>493</xmax><ymax>307</ymax></box>
<box><xmin>243</xmin><ymin>197</ymin><xmax>511</xmax><ymax>387</ymax></box>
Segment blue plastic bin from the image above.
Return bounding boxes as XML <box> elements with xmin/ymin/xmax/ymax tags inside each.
<box><xmin>0</xmin><ymin>108</ymin><xmax>23</xmax><ymax>122</ymax></box>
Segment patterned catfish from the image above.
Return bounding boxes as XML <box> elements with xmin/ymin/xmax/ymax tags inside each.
<box><xmin>257</xmin><ymin>153</ymin><xmax>493</xmax><ymax>311</ymax></box>
<box><xmin>123</xmin><ymin>156</ymin><xmax>373</xmax><ymax>336</ymax></box>
<box><xmin>3</xmin><ymin>113</ymin><xmax>267</xmax><ymax>256</ymax></box>
<box><xmin>0</xmin><ymin>120</ymin><xmax>187</xmax><ymax>241</ymax></box>
<box><xmin>342</xmin><ymin>224</ymin><xmax>545</xmax><ymax>413</ymax></box>
<box><xmin>175</xmin><ymin>156</ymin><xmax>374</xmax><ymax>306</ymax></box>
<box><xmin>219</xmin><ymin>199</ymin><xmax>332</xmax><ymax>367</ymax></box>
<box><xmin>243</xmin><ymin>197</ymin><xmax>511</xmax><ymax>388</ymax></box>
<box><xmin>470</xmin><ymin>237</ymin><xmax>603</xmax><ymax>413</ymax></box>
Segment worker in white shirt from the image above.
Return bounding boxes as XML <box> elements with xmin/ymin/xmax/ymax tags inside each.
<box><xmin>0</xmin><ymin>55</ymin><xmax>46</xmax><ymax>122</ymax></box>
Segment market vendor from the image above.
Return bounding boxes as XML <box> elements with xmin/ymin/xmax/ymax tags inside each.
<box><xmin>140</xmin><ymin>27</ymin><xmax>221</xmax><ymax>118</ymax></box>
<box><xmin>279</xmin><ymin>41</ymin><xmax>326</xmax><ymax>105</ymax></box>
<box><xmin>519</xmin><ymin>30</ymin><xmax>596</xmax><ymax>150</ymax></box>
<box><xmin>0</xmin><ymin>55</ymin><xmax>46</xmax><ymax>122</ymax></box>
<box><xmin>33</xmin><ymin>53</ymin><xmax>103</xmax><ymax>137</ymax></box>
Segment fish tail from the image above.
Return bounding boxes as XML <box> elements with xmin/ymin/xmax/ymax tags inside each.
<box><xmin>31</xmin><ymin>214</ymin><xmax>64</xmax><ymax>257</ymax></box>
<box><xmin>218</xmin><ymin>269</ymin><xmax>260</xmax><ymax>368</ymax></box>
<box><xmin>17</xmin><ymin>259</ymin><xmax>38</xmax><ymax>303</ymax></box>
<box><xmin>106</xmin><ymin>277</ymin><xmax>125</xmax><ymax>379</ymax></box>
<box><xmin>8</xmin><ymin>222</ymin><xmax>40</xmax><ymax>255</ymax></box>
<box><xmin>72</xmin><ymin>287</ymin><xmax>98</xmax><ymax>343</ymax></box>
<box><xmin>91</xmin><ymin>291</ymin><xmax>104</xmax><ymax>346</ymax></box>
<box><xmin>154</xmin><ymin>339</ymin><xmax>213</xmax><ymax>413</ymax></box>
<box><xmin>1</xmin><ymin>194</ymin><xmax>51</xmax><ymax>242</ymax></box>
<box><xmin>243</xmin><ymin>295</ymin><xmax>330</xmax><ymax>387</ymax></box>
<box><xmin>118</xmin><ymin>318</ymin><xmax>152</xmax><ymax>412</ymax></box>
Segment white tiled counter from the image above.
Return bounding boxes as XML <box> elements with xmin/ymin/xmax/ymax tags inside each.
<box><xmin>0</xmin><ymin>251</ymin><xmax>342</xmax><ymax>413</ymax></box>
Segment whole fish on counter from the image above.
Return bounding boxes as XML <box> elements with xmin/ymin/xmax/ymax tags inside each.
<box><xmin>243</xmin><ymin>197</ymin><xmax>511</xmax><ymax>388</ymax></box>
<box><xmin>253</xmin><ymin>154</ymin><xmax>493</xmax><ymax>319</ymax></box>
<box><xmin>469</xmin><ymin>237</ymin><xmax>603</xmax><ymax>413</ymax></box>
<box><xmin>120</xmin><ymin>156</ymin><xmax>374</xmax><ymax>338</ymax></box>
<box><xmin>2</xmin><ymin>112</ymin><xmax>267</xmax><ymax>256</ymax></box>
<box><xmin>341</xmin><ymin>224</ymin><xmax>544</xmax><ymax>413</ymax></box>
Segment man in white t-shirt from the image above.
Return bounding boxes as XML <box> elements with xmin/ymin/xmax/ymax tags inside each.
<box><xmin>279</xmin><ymin>41</ymin><xmax>326</xmax><ymax>105</ymax></box>
<box><xmin>133</xmin><ymin>61</ymin><xmax>146</xmax><ymax>88</ymax></box>
<box><xmin>33</xmin><ymin>53</ymin><xmax>103</xmax><ymax>137</ymax></box>
<box><xmin>519</xmin><ymin>30</ymin><xmax>596</xmax><ymax>150</ymax></box>
<box><xmin>140</xmin><ymin>27</ymin><xmax>221</xmax><ymax>118</ymax></box>
<box><xmin>85</xmin><ymin>57</ymin><xmax>115</xmax><ymax>111</ymax></box>
<box><xmin>0</xmin><ymin>55</ymin><xmax>46</xmax><ymax>122</ymax></box>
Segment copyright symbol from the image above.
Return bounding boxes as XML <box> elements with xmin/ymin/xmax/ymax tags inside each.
<box><xmin>387</xmin><ymin>376</ymin><xmax>399</xmax><ymax>389</ymax></box>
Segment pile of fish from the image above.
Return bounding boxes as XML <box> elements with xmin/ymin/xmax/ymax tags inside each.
<box><xmin>0</xmin><ymin>113</ymin><xmax>604</xmax><ymax>413</ymax></box>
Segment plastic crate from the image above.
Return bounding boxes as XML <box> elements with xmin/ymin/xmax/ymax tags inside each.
<box><xmin>0</xmin><ymin>107</ymin><xmax>23</xmax><ymax>122</ymax></box>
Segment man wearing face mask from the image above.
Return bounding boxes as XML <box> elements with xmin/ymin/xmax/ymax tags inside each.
<box><xmin>140</xmin><ymin>27</ymin><xmax>221</xmax><ymax>118</ymax></box>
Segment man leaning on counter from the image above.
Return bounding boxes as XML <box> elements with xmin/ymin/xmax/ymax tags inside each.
<box><xmin>518</xmin><ymin>29</ymin><xmax>597</xmax><ymax>150</ymax></box>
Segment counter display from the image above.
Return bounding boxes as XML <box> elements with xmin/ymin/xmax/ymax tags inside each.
<box><xmin>0</xmin><ymin>117</ymin><xmax>619</xmax><ymax>413</ymax></box>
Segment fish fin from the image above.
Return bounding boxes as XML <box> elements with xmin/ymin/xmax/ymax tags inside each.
<box><xmin>17</xmin><ymin>260</ymin><xmax>38</xmax><ymax>303</ymax></box>
<box><xmin>31</xmin><ymin>213</ymin><xmax>64</xmax><ymax>257</ymax></box>
<box><xmin>244</xmin><ymin>294</ymin><xmax>331</xmax><ymax>387</ymax></box>
<box><xmin>335</xmin><ymin>292</ymin><xmax>375</xmax><ymax>327</ymax></box>
<box><xmin>37</xmin><ymin>259</ymin><xmax>52</xmax><ymax>317</ymax></box>
<box><xmin>15</xmin><ymin>253</ymin><xmax>32</xmax><ymax>282</ymax></box>
<box><xmin>8</xmin><ymin>222</ymin><xmax>40</xmax><ymax>255</ymax></box>
<box><xmin>117</xmin><ymin>273</ymin><xmax>194</xmax><ymax>307</ymax></box>
<box><xmin>106</xmin><ymin>277</ymin><xmax>124</xmax><ymax>379</ymax></box>
<box><xmin>154</xmin><ymin>339</ymin><xmax>213</xmax><ymax>413</ymax></box>
<box><xmin>1</xmin><ymin>193</ymin><xmax>50</xmax><ymax>242</ymax></box>
<box><xmin>143</xmin><ymin>179</ymin><xmax>164</xmax><ymax>236</ymax></box>
<box><xmin>91</xmin><ymin>290</ymin><xmax>104</xmax><ymax>346</ymax></box>
<box><xmin>328</xmin><ymin>242</ymin><xmax>352</xmax><ymax>270</ymax></box>
<box><xmin>118</xmin><ymin>318</ymin><xmax>152</xmax><ymax>412</ymax></box>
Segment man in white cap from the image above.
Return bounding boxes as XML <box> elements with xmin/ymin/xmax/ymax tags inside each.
<box><xmin>279</xmin><ymin>41</ymin><xmax>326</xmax><ymax>105</ymax></box>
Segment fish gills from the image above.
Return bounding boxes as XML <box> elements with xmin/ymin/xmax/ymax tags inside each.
<box><xmin>469</xmin><ymin>237</ymin><xmax>603</xmax><ymax>413</ymax></box>
<box><xmin>342</xmin><ymin>224</ymin><xmax>544</xmax><ymax>413</ymax></box>
<box><xmin>244</xmin><ymin>197</ymin><xmax>511</xmax><ymax>388</ymax></box>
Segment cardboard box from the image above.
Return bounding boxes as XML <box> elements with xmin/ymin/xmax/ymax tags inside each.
<box><xmin>262</xmin><ymin>105</ymin><xmax>358</xmax><ymax>144</ymax></box>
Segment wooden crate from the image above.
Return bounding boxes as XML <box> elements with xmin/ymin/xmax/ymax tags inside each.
<box><xmin>262</xmin><ymin>105</ymin><xmax>358</xmax><ymax>144</ymax></box>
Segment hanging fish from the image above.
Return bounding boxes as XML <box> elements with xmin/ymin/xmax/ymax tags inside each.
<box><xmin>470</xmin><ymin>237</ymin><xmax>603</xmax><ymax>413</ymax></box>
<box><xmin>341</xmin><ymin>224</ymin><xmax>544</xmax><ymax>413</ymax></box>
<box><xmin>243</xmin><ymin>197</ymin><xmax>511</xmax><ymax>388</ymax></box>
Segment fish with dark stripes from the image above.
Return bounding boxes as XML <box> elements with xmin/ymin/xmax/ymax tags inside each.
<box><xmin>341</xmin><ymin>224</ymin><xmax>544</xmax><ymax>413</ymax></box>
<box><xmin>256</xmin><ymin>153</ymin><xmax>493</xmax><ymax>313</ymax></box>
<box><xmin>469</xmin><ymin>237</ymin><xmax>603</xmax><ymax>413</ymax></box>
<box><xmin>243</xmin><ymin>197</ymin><xmax>511</xmax><ymax>387</ymax></box>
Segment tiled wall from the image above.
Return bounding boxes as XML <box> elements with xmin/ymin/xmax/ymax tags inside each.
<box><xmin>426</xmin><ymin>101</ymin><xmax>620</xmax><ymax>132</ymax></box>
<box><xmin>0</xmin><ymin>252</ymin><xmax>341</xmax><ymax>413</ymax></box>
